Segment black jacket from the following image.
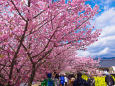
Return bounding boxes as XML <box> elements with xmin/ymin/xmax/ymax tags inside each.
<box><xmin>105</xmin><ymin>75</ymin><xmax>114</xmax><ymax>86</ymax></box>
<box><xmin>73</xmin><ymin>77</ymin><xmax>89</xmax><ymax>86</ymax></box>
<box><xmin>87</xmin><ymin>78</ymin><xmax>95</xmax><ymax>86</ymax></box>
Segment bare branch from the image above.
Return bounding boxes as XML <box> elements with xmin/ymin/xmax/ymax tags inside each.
<box><xmin>10</xmin><ymin>0</ymin><xmax>27</xmax><ymax>21</ymax></box>
<box><xmin>53</xmin><ymin>47</ymin><xmax>71</xmax><ymax>58</ymax></box>
<box><xmin>28</xmin><ymin>0</ymin><xmax>31</xmax><ymax>7</ymax></box>
<box><xmin>61</xmin><ymin>17</ymin><xmax>91</xmax><ymax>40</ymax></box>
<box><xmin>21</xmin><ymin>43</ymin><xmax>35</xmax><ymax>65</ymax></box>
<box><xmin>8</xmin><ymin>21</ymin><xmax>29</xmax><ymax>84</ymax></box>
<box><xmin>32</xmin><ymin>30</ymin><xmax>57</xmax><ymax>58</ymax></box>
<box><xmin>26</xmin><ymin>12</ymin><xmax>61</xmax><ymax>36</ymax></box>
<box><xmin>36</xmin><ymin>48</ymin><xmax>53</xmax><ymax>64</ymax></box>
<box><xmin>8</xmin><ymin>44</ymin><xmax>16</xmax><ymax>53</ymax></box>
<box><xmin>33</xmin><ymin>10</ymin><xmax>46</xmax><ymax>19</ymax></box>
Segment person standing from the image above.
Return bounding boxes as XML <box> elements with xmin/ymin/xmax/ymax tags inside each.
<box><xmin>69</xmin><ymin>76</ymin><xmax>75</xmax><ymax>86</ymax></box>
<box><xmin>64</xmin><ymin>74</ymin><xmax>68</xmax><ymax>86</ymax></box>
<box><xmin>59</xmin><ymin>74</ymin><xmax>65</xmax><ymax>86</ymax></box>
<box><xmin>87</xmin><ymin>74</ymin><xmax>95</xmax><ymax>86</ymax></box>
<box><xmin>105</xmin><ymin>73</ymin><xmax>114</xmax><ymax>86</ymax></box>
<box><xmin>73</xmin><ymin>72</ymin><xmax>88</xmax><ymax>86</ymax></box>
<box><xmin>54</xmin><ymin>74</ymin><xmax>60</xmax><ymax>86</ymax></box>
<box><xmin>41</xmin><ymin>73</ymin><xmax>55</xmax><ymax>86</ymax></box>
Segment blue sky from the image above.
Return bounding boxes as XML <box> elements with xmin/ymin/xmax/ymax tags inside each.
<box><xmin>54</xmin><ymin>0</ymin><xmax>115</xmax><ymax>58</ymax></box>
<box><xmin>78</xmin><ymin>0</ymin><xmax>115</xmax><ymax>58</ymax></box>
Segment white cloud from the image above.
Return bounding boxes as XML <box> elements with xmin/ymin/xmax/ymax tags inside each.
<box><xmin>96</xmin><ymin>8</ymin><xmax>115</xmax><ymax>28</ymax></box>
<box><xmin>78</xmin><ymin>8</ymin><xmax>115</xmax><ymax>57</ymax></box>
<box><xmin>90</xmin><ymin>35</ymin><xmax>115</xmax><ymax>47</ymax></box>
<box><xmin>101</xmin><ymin>25</ymin><xmax>115</xmax><ymax>37</ymax></box>
<box><xmin>98</xmin><ymin>47</ymin><xmax>109</xmax><ymax>55</ymax></box>
<box><xmin>78</xmin><ymin>47</ymin><xmax>109</xmax><ymax>57</ymax></box>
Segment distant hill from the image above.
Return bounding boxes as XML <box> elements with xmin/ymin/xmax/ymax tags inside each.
<box><xmin>93</xmin><ymin>57</ymin><xmax>115</xmax><ymax>67</ymax></box>
<box><xmin>99</xmin><ymin>58</ymin><xmax>115</xmax><ymax>67</ymax></box>
<box><xmin>94</xmin><ymin>57</ymin><xmax>115</xmax><ymax>60</ymax></box>
<box><xmin>100</xmin><ymin>57</ymin><xmax>115</xmax><ymax>59</ymax></box>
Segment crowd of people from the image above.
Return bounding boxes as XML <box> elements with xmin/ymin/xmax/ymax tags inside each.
<box><xmin>40</xmin><ymin>71</ymin><xmax>115</xmax><ymax>86</ymax></box>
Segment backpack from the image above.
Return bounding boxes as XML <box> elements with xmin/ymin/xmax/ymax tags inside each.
<box><xmin>60</xmin><ymin>76</ymin><xmax>65</xmax><ymax>85</ymax></box>
<box><xmin>46</xmin><ymin>79</ymin><xmax>54</xmax><ymax>86</ymax></box>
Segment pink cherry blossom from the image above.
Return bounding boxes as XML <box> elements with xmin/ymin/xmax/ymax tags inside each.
<box><xmin>0</xmin><ymin>0</ymin><xmax>100</xmax><ymax>86</ymax></box>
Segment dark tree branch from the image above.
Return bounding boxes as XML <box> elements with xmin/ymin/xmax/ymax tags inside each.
<box><xmin>8</xmin><ymin>21</ymin><xmax>28</xmax><ymax>86</ymax></box>
<box><xmin>33</xmin><ymin>10</ymin><xmax>46</xmax><ymax>19</ymax></box>
<box><xmin>28</xmin><ymin>0</ymin><xmax>31</xmax><ymax>7</ymax></box>
<box><xmin>26</xmin><ymin>12</ymin><xmax>61</xmax><ymax>36</ymax></box>
<box><xmin>10</xmin><ymin>0</ymin><xmax>27</xmax><ymax>21</ymax></box>
<box><xmin>61</xmin><ymin>17</ymin><xmax>91</xmax><ymax>40</ymax></box>
<box><xmin>32</xmin><ymin>29</ymin><xmax>57</xmax><ymax>58</ymax></box>
<box><xmin>36</xmin><ymin>48</ymin><xmax>53</xmax><ymax>64</ymax></box>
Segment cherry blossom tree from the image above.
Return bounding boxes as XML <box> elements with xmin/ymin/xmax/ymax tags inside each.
<box><xmin>0</xmin><ymin>0</ymin><xmax>101</xmax><ymax>86</ymax></box>
<box><xmin>32</xmin><ymin>46</ymin><xmax>76</xmax><ymax>81</ymax></box>
<box><xmin>42</xmin><ymin>46</ymin><xmax>76</xmax><ymax>72</ymax></box>
<box><xmin>44</xmin><ymin>48</ymin><xmax>100</xmax><ymax>74</ymax></box>
<box><xmin>68</xmin><ymin>56</ymin><xmax>100</xmax><ymax>73</ymax></box>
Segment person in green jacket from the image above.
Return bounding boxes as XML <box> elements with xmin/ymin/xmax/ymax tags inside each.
<box><xmin>41</xmin><ymin>73</ymin><xmax>55</xmax><ymax>86</ymax></box>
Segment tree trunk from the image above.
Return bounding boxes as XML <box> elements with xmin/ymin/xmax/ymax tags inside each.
<box><xmin>7</xmin><ymin>21</ymin><xmax>28</xmax><ymax>86</ymax></box>
<box><xmin>28</xmin><ymin>64</ymin><xmax>36</xmax><ymax>86</ymax></box>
